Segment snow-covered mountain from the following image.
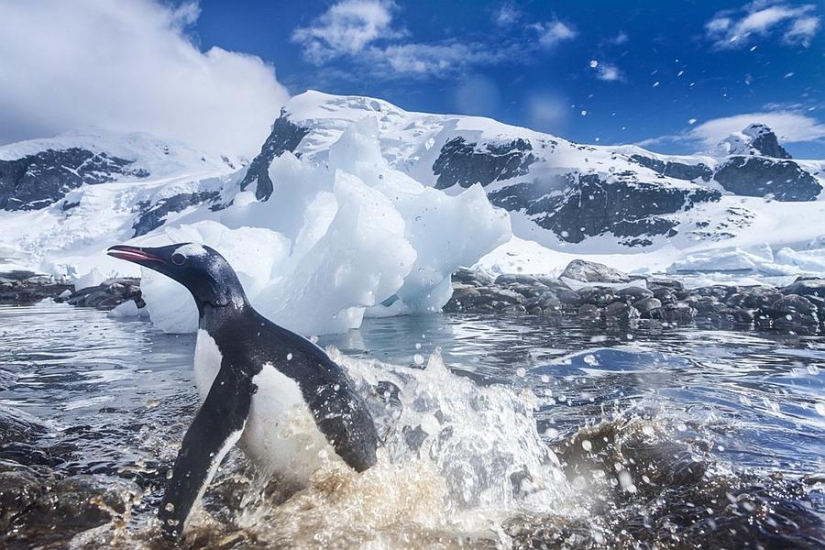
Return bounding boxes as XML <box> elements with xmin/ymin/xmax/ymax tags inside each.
<box><xmin>2</xmin><ymin>91</ymin><xmax>825</xmax><ymax>303</ymax></box>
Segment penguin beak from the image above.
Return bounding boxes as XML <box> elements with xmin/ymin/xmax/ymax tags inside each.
<box><xmin>107</xmin><ymin>245</ymin><xmax>167</xmax><ymax>267</ymax></box>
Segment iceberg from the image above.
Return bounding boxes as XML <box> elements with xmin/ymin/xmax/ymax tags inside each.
<box><xmin>138</xmin><ymin>117</ymin><xmax>511</xmax><ymax>335</ymax></box>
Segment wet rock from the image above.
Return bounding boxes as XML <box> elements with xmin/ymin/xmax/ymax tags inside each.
<box><xmin>577</xmin><ymin>304</ymin><xmax>602</xmax><ymax>322</ymax></box>
<box><xmin>781</xmin><ymin>278</ymin><xmax>825</xmax><ymax>299</ymax></box>
<box><xmin>634</xmin><ymin>297</ymin><xmax>662</xmax><ymax>318</ymax></box>
<box><xmin>650</xmin><ymin>286</ymin><xmax>677</xmax><ymax>305</ymax></box>
<box><xmin>604</xmin><ymin>302</ymin><xmax>640</xmax><ymax>325</ymax></box>
<box><xmin>767</xmin><ymin>294</ymin><xmax>819</xmax><ymax>320</ymax></box>
<box><xmin>577</xmin><ymin>287</ymin><xmax>615</xmax><ymax>307</ymax></box>
<box><xmin>615</xmin><ymin>286</ymin><xmax>654</xmax><ymax>304</ymax></box>
<box><xmin>556</xmin><ymin>289</ymin><xmax>583</xmax><ymax>308</ymax></box>
<box><xmin>726</xmin><ymin>286</ymin><xmax>783</xmax><ymax>310</ymax></box>
<box><xmin>661</xmin><ymin>304</ymin><xmax>696</xmax><ymax>325</ymax></box>
<box><xmin>0</xmin><ymin>276</ymin><xmax>73</xmax><ymax>305</ymax></box>
<box><xmin>57</xmin><ymin>278</ymin><xmax>142</xmax><ymax>310</ymax></box>
<box><xmin>559</xmin><ymin>259</ymin><xmax>630</xmax><ymax>284</ymax></box>
<box><xmin>0</xmin><ymin>405</ymin><xmax>47</xmax><ymax>447</ymax></box>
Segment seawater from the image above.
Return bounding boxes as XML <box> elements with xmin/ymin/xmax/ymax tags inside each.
<box><xmin>1</xmin><ymin>303</ymin><xmax>824</xmax><ymax>548</ymax></box>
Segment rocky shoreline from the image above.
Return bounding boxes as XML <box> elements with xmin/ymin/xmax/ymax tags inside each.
<box><xmin>2</xmin><ymin>260</ymin><xmax>824</xmax><ymax>335</ymax></box>
<box><xmin>445</xmin><ymin>260</ymin><xmax>825</xmax><ymax>335</ymax></box>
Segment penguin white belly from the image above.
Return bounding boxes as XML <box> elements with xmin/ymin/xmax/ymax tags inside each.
<box><xmin>193</xmin><ymin>330</ymin><xmax>336</xmax><ymax>483</ymax></box>
<box><xmin>194</xmin><ymin>330</ymin><xmax>223</xmax><ymax>400</ymax></box>
<box><xmin>241</xmin><ymin>364</ymin><xmax>338</xmax><ymax>483</ymax></box>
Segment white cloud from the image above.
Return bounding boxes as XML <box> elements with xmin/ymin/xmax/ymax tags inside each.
<box><xmin>705</xmin><ymin>2</ymin><xmax>820</xmax><ymax>48</ymax></box>
<box><xmin>688</xmin><ymin>111</ymin><xmax>825</xmax><ymax>147</ymax></box>
<box><xmin>590</xmin><ymin>61</ymin><xmax>623</xmax><ymax>82</ymax></box>
<box><xmin>607</xmin><ymin>31</ymin><xmax>629</xmax><ymax>45</ymax></box>
<box><xmin>533</xmin><ymin>21</ymin><xmax>577</xmax><ymax>48</ymax></box>
<box><xmin>377</xmin><ymin>42</ymin><xmax>507</xmax><ymax>76</ymax></box>
<box><xmin>637</xmin><ymin>111</ymin><xmax>825</xmax><ymax>151</ymax></box>
<box><xmin>0</xmin><ymin>0</ymin><xmax>288</xmax><ymax>156</ymax></box>
<box><xmin>291</xmin><ymin>0</ymin><xmax>403</xmax><ymax>64</ymax></box>
<box><xmin>494</xmin><ymin>2</ymin><xmax>521</xmax><ymax>27</ymax></box>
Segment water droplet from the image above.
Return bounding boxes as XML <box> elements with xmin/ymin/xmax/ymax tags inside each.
<box><xmin>146</xmin><ymin>398</ymin><xmax>160</xmax><ymax>409</ymax></box>
<box><xmin>413</xmin><ymin>354</ymin><xmax>425</xmax><ymax>365</ymax></box>
<box><xmin>287</xmin><ymin>353</ymin><xmax>293</xmax><ymax>361</ymax></box>
<box><xmin>581</xmin><ymin>440</ymin><xmax>592</xmax><ymax>451</ymax></box>
<box><xmin>516</xmin><ymin>367</ymin><xmax>526</xmax><ymax>378</ymax></box>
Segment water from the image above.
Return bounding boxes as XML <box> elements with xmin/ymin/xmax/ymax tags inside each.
<box><xmin>1</xmin><ymin>303</ymin><xmax>824</xmax><ymax>548</ymax></box>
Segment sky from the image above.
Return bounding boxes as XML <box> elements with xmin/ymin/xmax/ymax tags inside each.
<box><xmin>1</xmin><ymin>0</ymin><xmax>823</xmax><ymax>158</ymax></box>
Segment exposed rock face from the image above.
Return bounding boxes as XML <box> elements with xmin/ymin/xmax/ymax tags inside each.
<box><xmin>433</xmin><ymin>137</ymin><xmax>536</xmax><ymax>189</ymax></box>
<box><xmin>744</xmin><ymin>123</ymin><xmax>792</xmax><ymax>159</ymax></box>
<box><xmin>0</xmin><ymin>148</ymin><xmax>147</xmax><ymax>211</ymax></box>
<box><xmin>132</xmin><ymin>191</ymin><xmax>220</xmax><ymax>237</ymax></box>
<box><xmin>491</xmin><ymin>173</ymin><xmax>721</xmax><ymax>245</ymax></box>
<box><xmin>714</xmin><ymin>157</ymin><xmax>821</xmax><ymax>201</ymax></box>
<box><xmin>629</xmin><ymin>155</ymin><xmax>713</xmax><ymax>181</ymax></box>
<box><xmin>239</xmin><ymin>115</ymin><xmax>310</xmax><ymax>201</ymax></box>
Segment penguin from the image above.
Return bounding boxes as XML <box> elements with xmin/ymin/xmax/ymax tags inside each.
<box><xmin>107</xmin><ymin>243</ymin><xmax>378</xmax><ymax>539</ymax></box>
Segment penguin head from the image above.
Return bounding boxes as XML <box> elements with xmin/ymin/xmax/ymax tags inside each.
<box><xmin>107</xmin><ymin>243</ymin><xmax>247</xmax><ymax>312</ymax></box>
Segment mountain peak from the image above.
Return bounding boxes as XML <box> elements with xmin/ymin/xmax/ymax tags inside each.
<box><xmin>716</xmin><ymin>123</ymin><xmax>792</xmax><ymax>159</ymax></box>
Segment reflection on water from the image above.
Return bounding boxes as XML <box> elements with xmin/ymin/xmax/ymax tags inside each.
<box><xmin>1</xmin><ymin>304</ymin><xmax>824</xmax><ymax>548</ymax></box>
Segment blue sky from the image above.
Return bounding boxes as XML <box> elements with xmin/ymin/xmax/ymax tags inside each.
<box><xmin>194</xmin><ymin>0</ymin><xmax>825</xmax><ymax>157</ymax></box>
<box><xmin>1</xmin><ymin>0</ymin><xmax>822</xmax><ymax>158</ymax></box>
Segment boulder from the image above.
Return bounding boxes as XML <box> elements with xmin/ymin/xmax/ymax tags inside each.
<box><xmin>560</xmin><ymin>259</ymin><xmax>631</xmax><ymax>284</ymax></box>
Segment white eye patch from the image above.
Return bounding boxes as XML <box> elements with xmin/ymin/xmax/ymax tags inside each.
<box><xmin>174</xmin><ymin>243</ymin><xmax>208</xmax><ymax>259</ymax></box>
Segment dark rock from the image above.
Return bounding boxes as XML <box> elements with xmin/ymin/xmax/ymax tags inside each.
<box><xmin>0</xmin><ymin>148</ymin><xmax>147</xmax><ymax>211</ymax></box>
<box><xmin>433</xmin><ymin>137</ymin><xmax>535</xmax><ymax>189</ymax></box>
<box><xmin>577</xmin><ymin>287</ymin><xmax>616</xmax><ymax>307</ymax></box>
<box><xmin>661</xmin><ymin>304</ymin><xmax>696</xmax><ymax>325</ymax></box>
<box><xmin>634</xmin><ymin>297</ymin><xmax>662</xmax><ymax>318</ymax></box>
<box><xmin>766</xmin><ymin>295</ymin><xmax>819</xmax><ymax>332</ymax></box>
<box><xmin>577</xmin><ymin>304</ymin><xmax>602</xmax><ymax>322</ymax></box>
<box><xmin>58</xmin><ymin>278</ymin><xmax>142</xmax><ymax>310</ymax></box>
<box><xmin>604</xmin><ymin>302</ymin><xmax>640</xmax><ymax>324</ymax></box>
<box><xmin>629</xmin><ymin>154</ymin><xmax>713</xmax><ymax>181</ymax></box>
<box><xmin>556</xmin><ymin>289</ymin><xmax>583</xmax><ymax>307</ymax></box>
<box><xmin>0</xmin><ymin>278</ymin><xmax>72</xmax><ymax>305</ymax></box>
<box><xmin>651</xmin><ymin>286</ymin><xmax>677</xmax><ymax>305</ymax></box>
<box><xmin>560</xmin><ymin>259</ymin><xmax>630</xmax><ymax>283</ymax></box>
<box><xmin>132</xmin><ymin>190</ymin><xmax>220</xmax><ymax>237</ymax></box>
<box><xmin>538</xmin><ymin>173</ymin><xmax>721</xmax><ymax>244</ymax></box>
<box><xmin>615</xmin><ymin>286</ymin><xmax>654</xmax><ymax>304</ymax></box>
<box><xmin>781</xmin><ymin>279</ymin><xmax>825</xmax><ymax>299</ymax></box>
<box><xmin>743</xmin><ymin>123</ymin><xmax>792</xmax><ymax>159</ymax></box>
<box><xmin>495</xmin><ymin>273</ymin><xmax>540</xmax><ymax>286</ymax></box>
<box><xmin>239</xmin><ymin>115</ymin><xmax>310</xmax><ymax>201</ymax></box>
<box><xmin>452</xmin><ymin>268</ymin><xmax>495</xmax><ymax>287</ymax></box>
<box><xmin>645</xmin><ymin>277</ymin><xmax>684</xmax><ymax>292</ymax></box>
<box><xmin>0</xmin><ymin>406</ymin><xmax>47</xmax><ymax>447</ymax></box>
<box><xmin>714</xmin><ymin>156</ymin><xmax>821</xmax><ymax>201</ymax></box>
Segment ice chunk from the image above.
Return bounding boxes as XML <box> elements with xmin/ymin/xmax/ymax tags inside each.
<box><xmin>73</xmin><ymin>267</ymin><xmax>105</xmax><ymax>292</ymax></box>
<box><xmin>138</xmin><ymin>116</ymin><xmax>510</xmax><ymax>335</ymax></box>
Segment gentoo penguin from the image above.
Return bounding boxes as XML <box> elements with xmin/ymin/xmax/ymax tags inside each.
<box><xmin>107</xmin><ymin>243</ymin><xmax>378</xmax><ymax>539</ymax></box>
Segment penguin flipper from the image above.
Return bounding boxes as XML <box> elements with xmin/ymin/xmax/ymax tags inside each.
<box><xmin>158</xmin><ymin>365</ymin><xmax>252</xmax><ymax>540</ymax></box>
<box><xmin>311</xmin><ymin>385</ymin><xmax>379</xmax><ymax>472</ymax></box>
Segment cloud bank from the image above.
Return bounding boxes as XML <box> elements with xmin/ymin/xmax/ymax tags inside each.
<box><xmin>705</xmin><ymin>2</ymin><xmax>821</xmax><ymax>49</ymax></box>
<box><xmin>0</xmin><ymin>0</ymin><xmax>289</xmax><ymax>156</ymax></box>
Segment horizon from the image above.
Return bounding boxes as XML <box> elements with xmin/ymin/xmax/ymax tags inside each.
<box><xmin>1</xmin><ymin>0</ymin><xmax>823</xmax><ymax>158</ymax></box>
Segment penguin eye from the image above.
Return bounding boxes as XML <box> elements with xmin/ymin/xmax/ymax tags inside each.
<box><xmin>171</xmin><ymin>252</ymin><xmax>186</xmax><ymax>266</ymax></box>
